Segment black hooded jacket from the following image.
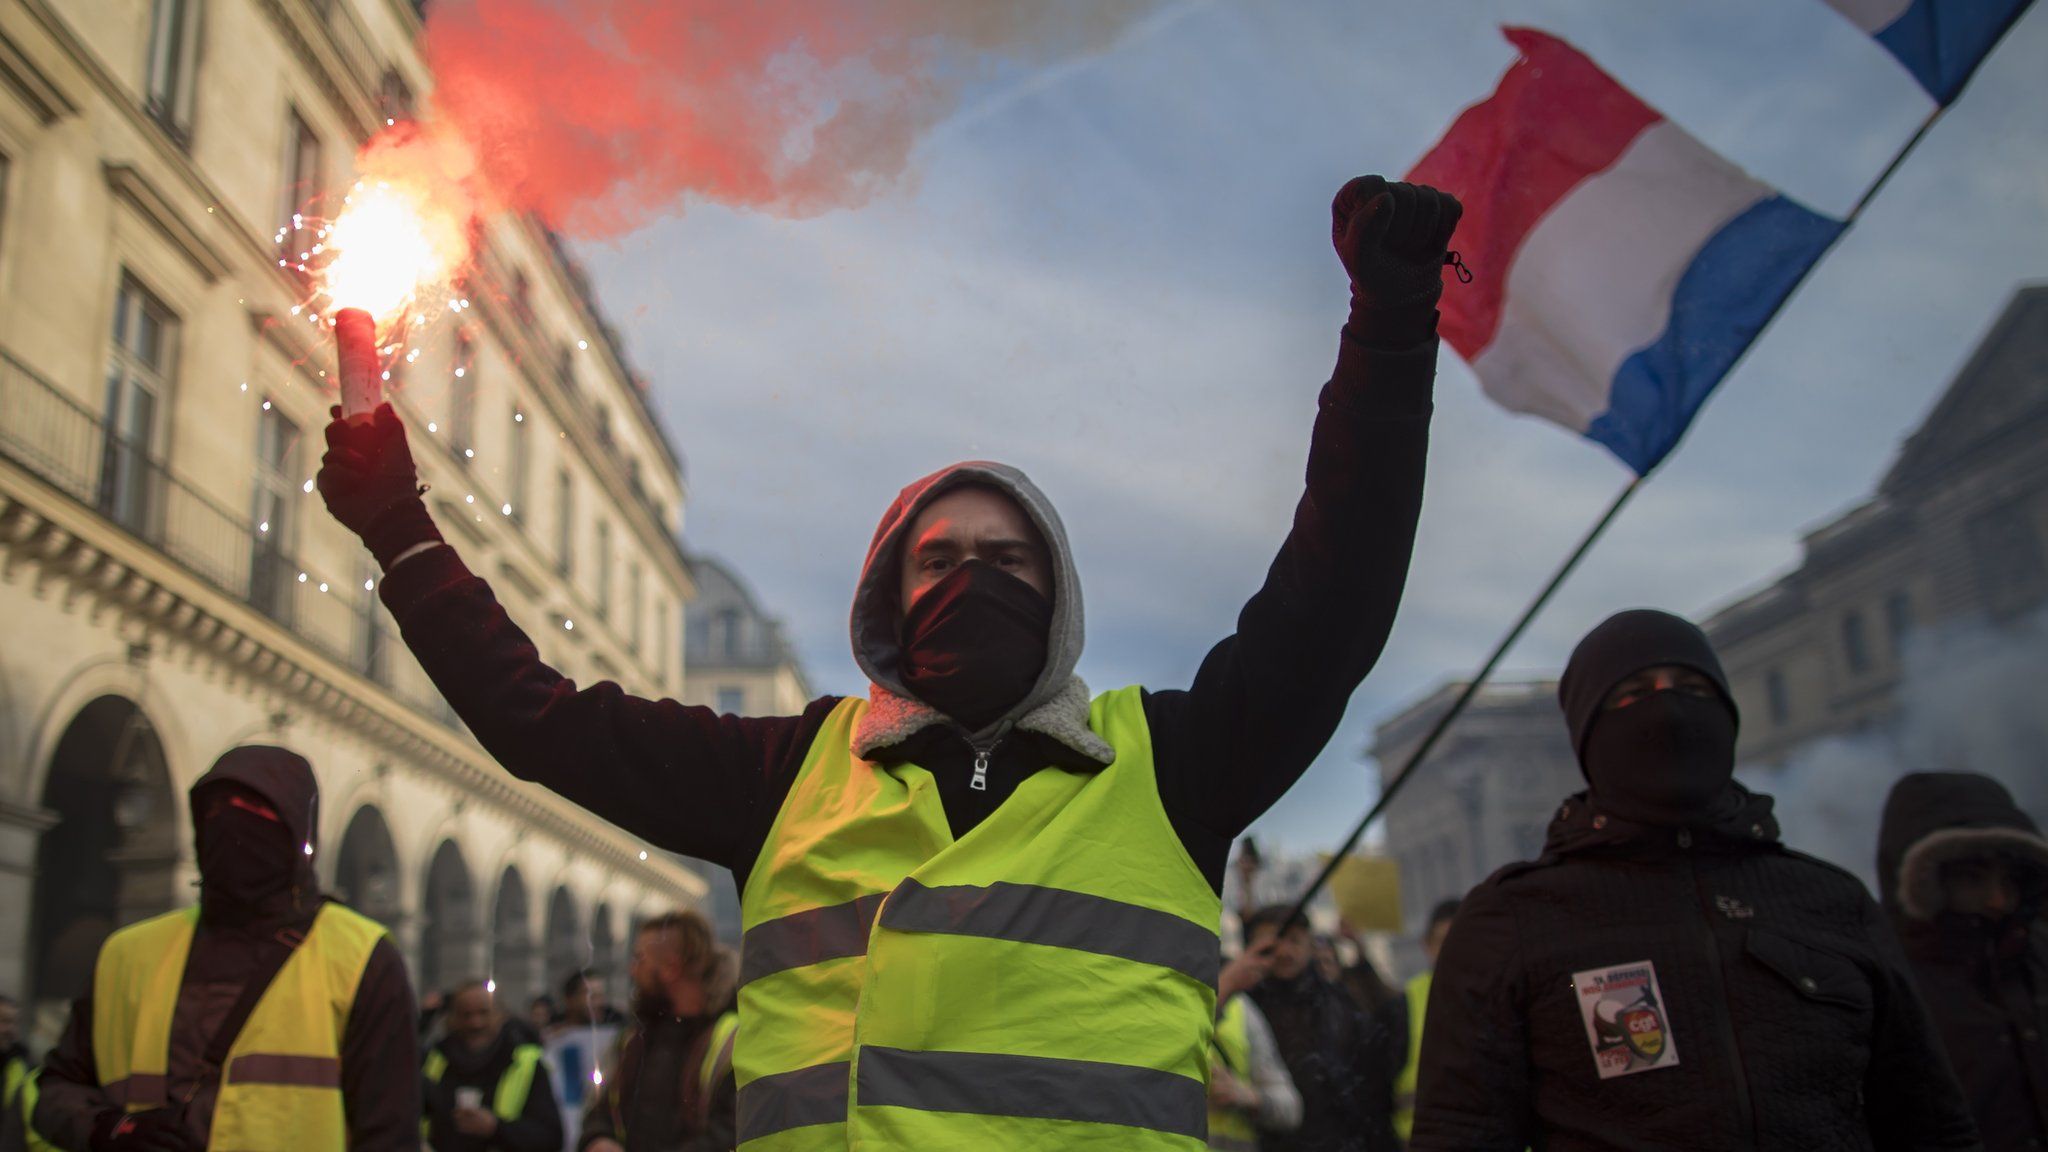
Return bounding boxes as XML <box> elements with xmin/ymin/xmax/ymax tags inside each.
<box><xmin>1410</xmin><ymin>786</ymin><xmax>1981</xmax><ymax>1152</ymax></box>
<box><xmin>33</xmin><ymin>747</ymin><xmax>421</xmax><ymax>1150</ymax></box>
<box><xmin>372</xmin><ymin>312</ymin><xmax>1438</xmax><ymax>895</ymax></box>
<box><xmin>1250</xmin><ymin>967</ymin><xmax>1399</xmax><ymax>1152</ymax></box>
<box><xmin>1877</xmin><ymin>773</ymin><xmax>2048</xmax><ymax>1150</ymax></box>
<box><xmin>424</xmin><ymin>1018</ymin><xmax>563</xmax><ymax>1152</ymax></box>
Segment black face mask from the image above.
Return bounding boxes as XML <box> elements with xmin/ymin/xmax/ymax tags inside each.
<box><xmin>1581</xmin><ymin>692</ymin><xmax>1738</xmax><ymax>826</ymax></box>
<box><xmin>198</xmin><ymin>807</ymin><xmax>298</xmax><ymax>914</ymax></box>
<box><xmin>899</xmin><ymin>562</ymin><xmax>1052</xmax><ymax>732</ymax></box>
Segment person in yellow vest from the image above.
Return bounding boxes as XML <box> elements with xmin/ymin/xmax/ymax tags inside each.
<box><xmin>29</xmin><ymin>746</ymin><xmax>420</xmax><ymax>1151</ymax></box>
<box><xmin>578</xmin><ymin>913</ymin><xmax>735</xmax><ymax>1152</ymax></box>
<box><xmin>0</xmin><ymin>996</ymin><xmax>28</xmax><ymax>1133</ymax></box>
<box><xmin>1386</xmin><ymin>898</ymin><xmax>1458</xmax><ymax>1146</ymax></box>
<box><xmin>316</xmin><ymin>174</ymin><xmax>1460</xmax><ymax>1150</ymax></box>
<box><xmin>1208</xmin><ymin>943</ymin><xmax>1300</xmax><ymax>1151</ymax></box>
<box><xmin>422</xmin><ymin>980</ymin><xmax>561</xmax><ymax>1152</ymax></box>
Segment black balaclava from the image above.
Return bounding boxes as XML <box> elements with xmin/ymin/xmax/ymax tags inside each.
<box><xmin>899</xmin><ymin>561</ymin><xmax>1053</xmax><ymax>732</ymax></box>
<box><xmin>189</xmin><ymin>745</ymin><xmax>321</xmax><ymax>927</ymax></box>
<box><xmin>1559</xmin><ymin>609</ymin><xmax>1740</xmax><ymax>827</ymax></box>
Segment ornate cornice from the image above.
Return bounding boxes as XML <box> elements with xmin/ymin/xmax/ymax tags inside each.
<box><xmin>0</xmin><ymin>461</ymin><xmax>705</xmax><ymax>905</ymax></box>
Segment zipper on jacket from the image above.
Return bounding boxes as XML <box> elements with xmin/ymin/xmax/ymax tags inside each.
<box><xmin>969</xmin><ymin>738</ymin><xmax>1000</xmax><ymax>791</ymax></box>
<box><xmin>1688</xmin><ymin>852</ymin><xmax>1756</xmax><ymax>1149</ymax></box>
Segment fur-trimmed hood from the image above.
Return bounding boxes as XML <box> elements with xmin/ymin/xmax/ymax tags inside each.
<box><xmin>848</xmin><ymin>462</ymin><xmax>1110</xmax><ymax>766</ymax></box>
<box><xmin>1878</xmin><ymin>771</ymin><xmax>2048</xmax><ymax>921</ymax></box>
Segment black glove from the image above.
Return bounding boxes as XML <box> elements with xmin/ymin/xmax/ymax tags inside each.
<box><xmin>1331</xmin><ymin>175</ymin><xmax>1464</xmax><ymax>312</ymax></box>
<box><xmin>89</xmin><ymin>1109</ymin><xmax>201</xmax><ymax>1152</ymax></box>
<box><xmin>317</xmin><ymin>402</ymin><xmax>444</xmax><ymax>571</ymax></box>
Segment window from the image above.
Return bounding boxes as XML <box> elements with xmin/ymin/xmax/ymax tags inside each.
<box><xmin>506</xmin><ymin>406</ymin><xmax>529</xmax><ymax>522</ymax></box>
<box><xmin>357</xmin><ymin>558</ymin><xmax>388</xmax><ymax>684</ymax></box>
<box><xmin>1765</xmin><ymin>667</ymin><xmax>1791</xmax><ymax>727</ymax></box>
<box><xmin>1885</xmin><ymin>591</ymin><xmax>1914</xmax><ymax>657</ymax></box>
<box><xmin>554</xmin><ymin>468</ymin><xmax>574</xmax><ymax>576</ymax></box>
<box><xmin>556</xmin><ymin>343</ymin><xmax>575</xmax><ymax>392</ymax></box>
<box><xmin>279</xmin><ymin>109</ymin><xmax>321</xmax><ymax>274</ymax></box>
<box><xmin>716</xmin><ymin>687</ymin><xmax>745</xmax><ymax>715</ymax></box>
<box><xmin>1841</xmin><ymin>611</ymin><xmax>1871</xmax><ymax>674</ymax></box>
<box><xmin>627</xmin><ymin>561</ymin><xmax>643</xmax><ymax>652</ymax></box>
<box><xmin>377</xmin><ymin>69</ymin><xmax>414</xmax><ymax>124</ymax></box>
<box><xmin>100</xmin><ymin>276</ymin><xmax>174</xmax><ymax>535</ymax></box>
<box><xmin>249</xmin><ymin>400</ymin><xmax>299</xmax><ymax>620</ymax></box>
<box><xmin>594</xmin><ymin>518</ymin><xmax>612</xmax><ymax>620</ymax></box>
<box><xmin>1969</xmin><ymin>499</ymin><xmax>2048</xmax><ymax>619</ymax></box>
<box><xmin>653</xmin><ymin>599</ymin><xmax>669</xmax><ymax>685</ymax></box>
<box><xmin>144</xmin><ymin>0</ymin><xmax>201</xmax><ymax>140</ymax></box>
<box><xmin>716</xmin><ymin>607</ymin><xmax>741</xmax><ymax>658</ymax></box>
<box><xmin>593</xmin><ymin>403</ymin><xmax>614</xmax><ymax>450</ymax></box>
<box><xmin>449</xmin><ymin>328</ymin><xmax>476</xmax><ymax>465</ymax></box>
<box><xmin>511</xmin><ymin>270</ymin><xmax>532</xmax><ymax>322</ymax></box>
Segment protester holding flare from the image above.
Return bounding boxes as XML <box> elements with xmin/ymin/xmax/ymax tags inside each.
<box><xmin>318</xmin><ymin>174</ymin><xmax>1456</xmax><ymax>1149</ymax></box>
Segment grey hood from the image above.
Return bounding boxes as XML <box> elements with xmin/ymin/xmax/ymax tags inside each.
<box><xmin>848</xmin><ymin>461</ymin><xmax>1111</xmax><ymax>765</ymax></box>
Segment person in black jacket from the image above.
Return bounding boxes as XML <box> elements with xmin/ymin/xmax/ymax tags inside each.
<box><xmin>1244</xmin><ymin>904</ymin><xmax>1400</xmax><ymax>1152</ymax></box>
<box><xmin>423</xmin><ymin>981</ymin><xmax>563</xmax><ymax>1152</ymax></box>
<box><xmin>1878</xmin><ymin>772</ymin><xmax>2048</xmax><ymax>1150</ymax></box>
<box><xmin>314</xmin><ymin>177</ymin><xmax>1455</xmax><ymax>1140</ymax></box>
<box><xmin>1411</xmin><ymin>609</ymin><xmax>1980</xmax><ymax>1152</ymax></box>
<box><xmin>579</xmin><ymin>912</ymin><xmax>734</xmax><ymax>1152</ymax></box>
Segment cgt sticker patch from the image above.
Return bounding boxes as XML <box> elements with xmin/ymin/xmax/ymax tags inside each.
<box><xmin>1573</xmin><ymin>960</ymin><xmax>1680</xmax><ymax>1079</ymax></box>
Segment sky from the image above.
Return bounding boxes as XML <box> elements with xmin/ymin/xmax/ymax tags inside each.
<box><xmin>576</xmin><ymin>0</ymin><xmax>2048</xmax><ymax>857</ymax></box>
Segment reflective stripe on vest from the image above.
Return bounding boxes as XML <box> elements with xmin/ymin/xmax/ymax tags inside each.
<box><xmin>1392</xmin><ymin>971</ymin><xmax>1432</xmax><ymax>1141</ymax></box>
<box><xmin>424</xmin><ymin>1042</ymin><xmax>542</xmax><ymax>1122</ymax></box>
<box><xmin>1206</xmin><ymin>995</ymin><xmax>1258</xmax><ymax>1151</ymax></box>
<box><xmin>736</xmin><ymin>686</ymin><xmax>1220</xmax><ymax>1151</ymax></box>
<box><xmin>701</xmin><ymin>1012</ymin><xmax>740</xmax><ymax>1098</ymax></box>
<box><xmin>91</xmin><ymin>903</ymin><xmax>387</xmax><ymax>1151</ymax></box>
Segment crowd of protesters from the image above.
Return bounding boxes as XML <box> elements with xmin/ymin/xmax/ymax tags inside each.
<box><xmin>0</xmin><ymin>174</ymin><xmax>2043</xmax><ymax>1150</ymax></box>
<box><xmin>1201</xmin><ymin>610</ymin><xmax>2046</xmax><ymax>1152</ymax></box>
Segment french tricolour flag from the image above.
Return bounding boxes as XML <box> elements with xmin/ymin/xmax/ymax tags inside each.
<box><xmin>1409</xmin><ymin>28</ymin><xmax>1844</xmax><ymax>476</ymax></box>
<box><xmin>1822</xmin><ymin>0</ymin><xmax>2033</xmax><ymax>104</ymax></box>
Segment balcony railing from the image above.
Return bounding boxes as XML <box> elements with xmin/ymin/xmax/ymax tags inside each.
<box><xmin>0</xmin><ymin>349</ymin><xmax>450</xmax><ymax>726</ymax></box>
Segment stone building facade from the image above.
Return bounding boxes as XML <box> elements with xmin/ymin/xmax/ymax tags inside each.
<box><xmin>680</xmin><ymin>554</ymin><xmax>813</xmax><ymax>719</ymax></box>
<box><xmin>1704</xmin><ymin>284</ymin><xmax>2048</xmax><ymax>765</ymax></box>
<box><xmin>1371</xmin><ymin>677</ymin><xmax>1581</xmax><ymax>977</ymax></box>
<box><xmin>0</xmin><ymin>0</ymin><xmax>707</xmax><ymax>1040</ymax></box>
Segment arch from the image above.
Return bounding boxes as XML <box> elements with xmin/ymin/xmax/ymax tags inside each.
<box><xmin>333</xmin><ymin>804</ymin><xmax>403</xmax><ymax>927</ymax></box>
<box><xmin>419</xmin><ymin>839</ymin><xmax>476</xmax><ymax>997</ymax></box>
<box><xmin>28</xmin><ymin>695</ymin><xmax>179</xmax><ymax>1007</ymax></box>
<box><xmin>543</xmin><ymin>884</ymin><xmax>584</xmax><ymax>1003</ymax></box>
<box><xmin>491</xmin><ymin>864</ymin><xmax>535</xmax><ymax>1007</ymax></box>
<box><xmin>17</xmin><ymin>656</ymin><xmax>191</xmax><ymax>806</ymax></box>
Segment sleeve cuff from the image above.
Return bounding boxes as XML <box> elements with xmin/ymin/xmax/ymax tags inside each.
<box><xmin>376</xmin><ymin>543</ymin><xmax>474</xmax><ymax>624</ymax></box>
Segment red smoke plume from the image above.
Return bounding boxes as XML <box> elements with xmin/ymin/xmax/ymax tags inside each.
<box><xmin>390</xmin><ymin>0</ymin><xmax>1163</xmax><ymax>237</ymax></box>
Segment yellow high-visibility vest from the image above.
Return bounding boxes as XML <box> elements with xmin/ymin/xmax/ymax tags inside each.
<box><xmin>1393</xmin><ymin>970</ymin><xmax>1432</xmax><ymax>1141</ymax></box>
<box><xmin>700</xmin><ymin>1011</ymin><xmax>739</xmax><ymax>1099</ymax></box>
<box><xmin>736</xmin><ymin>686</ymin><xmax>1222</xmax><ymax>1151</ymax></box>
<box><xmin>423</xmin><ymin>1039</ymin><xmax>545</xmax><ymax>1137</ymax></box>
<box><xmin>14</xmin><ymin>1068</ymin><xmax>59</xmax><ymax>1152</ymax></box>
<box><xmin>1206</xmin><ymin>994</ymin><xmax>1259</xmax><ymax>1151</ymax></box>
<box><xmin>90</xmin><ymin>902</ymin><xmax>386</xmax><ymax>1151</ymax></box>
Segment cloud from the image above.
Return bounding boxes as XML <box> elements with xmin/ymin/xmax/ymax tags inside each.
<box><xmin>578</xmin><ymin>0</ymin><xmax>2048</xmax><ymax>856</ymax></box>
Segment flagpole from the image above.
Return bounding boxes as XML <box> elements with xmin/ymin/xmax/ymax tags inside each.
<box><xmin>1276</xmin><ymin>17</ymin><xmax>2019</xmax><ymax>931</ymax></box>
<box><xmin>1280</xmin><ymin>474</ymin><xmax>1643</xmax><ymax>931</ymax></box>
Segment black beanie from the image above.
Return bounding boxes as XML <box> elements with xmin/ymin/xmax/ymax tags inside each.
<box><xmin>1558</xmin><ymin>609</ymin><xmax>1737</xmax><ymax>762</ymax></box>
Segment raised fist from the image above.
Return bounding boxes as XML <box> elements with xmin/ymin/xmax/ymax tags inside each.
<box><xmin>1331</xmin><ymin>175</ymin><xmax>1463</xmax><ymax>311</ymax></box>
